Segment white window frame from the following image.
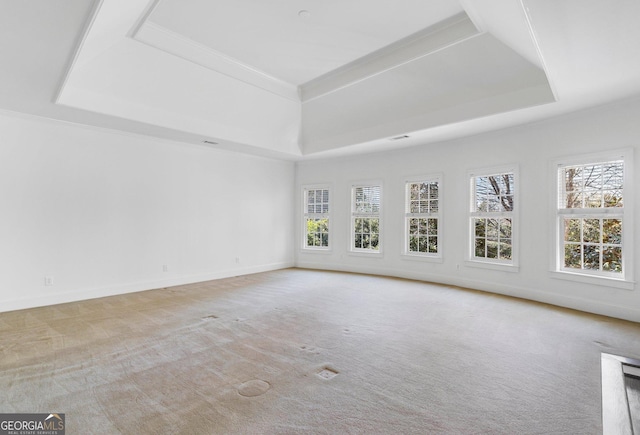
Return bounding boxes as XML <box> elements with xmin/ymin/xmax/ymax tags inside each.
<box><xmin>350</xmin><ymin>182</ymin><xmax>383</xmax><ymax>255</ymax></box>
<box><xmin>550</xmin><ymin>149</ymin><xmax>634</xmax><ymax>290</ymax></box>
<box><xmin>402</xmin><ymin>175</ymin><xmax>443</xmax><ymax>261</ymax></box>
<box><xmin>466</xmin><ymin>165</ymin><xmax>519</xmax><ymax>272</ymax></box>
<box><xmin>302</xmin><ymin>185</ymin><xmax>331</xmax><ymax>252</ymax></box>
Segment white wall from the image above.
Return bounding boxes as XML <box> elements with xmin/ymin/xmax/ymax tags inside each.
<box><xmin>0</xmin><ymin>111</ymin><xmax>295</xmax><ymax>312</ymax></box>
<box><xmin>296</xmin><ymin>96</ymin><xmax>640</xmax><ymax>322</ymax></box>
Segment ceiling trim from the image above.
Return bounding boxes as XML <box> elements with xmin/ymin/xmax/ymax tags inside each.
<box><xmin>132</xmin><ymin>20</ymin><xmax>300</xmax><ymax>102</ymax></box>
<box><xmin>127</xmin><ymin>0</ymin><xmax>160</xmax><ymax>39</ymax></box>
<box><xmin>53</xmin><ymin>0</ymin><xmax>104</xmax><ymax>105</ymax></box>
<box><xmin>300</xmin><ymin>12</ymin><xmax>479</xmax><ymax>102</ymax></box>
<box><xmin>520</xmin><ymin>0</ymin><xmax>559</xmax><ymax>101</ymax></box>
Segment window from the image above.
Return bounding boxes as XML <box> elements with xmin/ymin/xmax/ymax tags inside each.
<box><xmin>554</xmin><ymin>153</ymin><xmax>633</xmax><ymax>287</ymax></box>
<box><xmin>351</xmin><ymin>184</ymin><xmax>381</xmax><ymax>253</ymax></box>
<box><xmin>468</xmin><ymin>167</ymin><xmax>518</xmax><ymax>270</ymax></box>
<box><xmin>404</xmin><ymin>177</ymin><xmax>441</xmax><ymax>258</ymax></box>
<box><xmin>303</xmin><ymin>186</ymin><xmax>330</xmax><ymax>250</ymax></box>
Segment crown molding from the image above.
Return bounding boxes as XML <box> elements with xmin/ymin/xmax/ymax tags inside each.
<box><xmin>53</xmin><ymin>0</ymin><xmax>104</xmax><ymax>105</ymax></box>
<box><xmin>132</xmin><ymin>21</ymin><xmax>300</xmax><ymax>102</ymax></box>
<box><xmin>300</xmin><ymin>12</ymin><xmax>479</xmax><ymax>102</ymax></box>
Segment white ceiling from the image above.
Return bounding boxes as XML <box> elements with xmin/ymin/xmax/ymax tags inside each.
<box><xmin>2</xmin><ymin>0</ymin><xmax>640</xmax><ymax>160</ymax></box>
<box><xmin>147</xmin><ymin>0</ymin><xmax>464</xmax><ymax>86</ymax></box>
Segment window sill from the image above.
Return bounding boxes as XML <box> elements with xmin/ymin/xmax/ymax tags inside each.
<box><xmin>464</xmin><ymin>259</ymin><xmax>519</xmax><ymax>273</ymax></box>
<box><xmin>550</xmin><ymin>270</ymin><xmax>635</xmax><ymax>290</ymax></box>
<box><xmin>300</xmin><ymin>248</ymin><xmax>332</xmax><ymax>255</ymax></box>
<box><xmin>348</xmin><ymin>250</ymin><xmax>383</xmax><ymax>258</ymax></box>
<box><xmin>401</xmin><ymin>253</ymin><xmax>443</xmax><ymax>263</ymax></box>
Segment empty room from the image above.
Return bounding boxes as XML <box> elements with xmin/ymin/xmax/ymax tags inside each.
<box><xmin>2</xmin><ymin>0</ymin><xmax>640</xmax><ymax>433</ymax></box>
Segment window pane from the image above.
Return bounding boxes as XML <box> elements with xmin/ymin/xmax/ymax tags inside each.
<box><xmin>561</xmin><ymin>161</ymin><xmax>623</xmax><ymax>210</ymax></box>
<box><xmin>585</xmin><ymin>190</ymin><xmax>602</xmax><ymax>208</ymax></box>
<box><xmin>583</xmin><ymin>219</ymin><xmax>600</xmax><ymax>243</ymax></box>
<box><xmin>419</xmin><ymin>237</ymin><xmax>428</xmax><ymax>253</ymax></box>
<box><xmin>564</xmin><ymin>219</ymin><xmax>581</xmax><ymax>242</ymax></box>
<box><xmin>409</xmin><ymin>183</ymin><xmax>420</xmax><ymax>201</ymax></box>
<box><xmin>603</xmin><ymin>247</ymin><xmax>622</xmax><ymax>273</ymax></box>
<box><xmin>583</xmin><ymin>245</ymin><xmax>600</xmax><ymax>270</ymax></box>
<box><xmin>355</xmin><ymin>186</ymin><xmax>380</xmax><ymax>213</ymax></box>
<box><xmin>354</xmin><ymin>234</ymin><xmax>362</xmax><ymax>248</ymax></box>
<box><xmin>564</xmin><ymin>244</ymin><xmax>582</xmax><ymax>269</ymax></box>
<box><xmin>487</xmin><ymin>219</ymin><xmax>499</xmax><ymax>239</ymax></box>
<box><xmin>499</xmin><ymin>240</ymin><xmax>512</xmax><ymax>260</ymax></box>
<box><xmin>500</xmin><ymin>218</ymin><xmax>512</xmax><ymax>238</ymax></box>
<box><xmin>371</xmin><ymin>234</ymin><xmax>379</xmax><ymax>249</ymax></box>
<box><xmin>409</xmin><ymin>218</ymin><xmax>418</xmax><ymax>234</ymax></box>
<box><xmin>604</xmin><ymin>190</ymin><xmax>623</xmax><ymax>207</ymax></box>
<box><xmin>428</xmin><ymin>236</ymin><xmax>438</xmax><ymax>253</ymax></box>
<box><xmin>409</xmin><ymin>236</ymin><xmax>419</xmax><ymax>252</ymax></box>
<box><xmin>475</xmin><ymin>238</ymin><xmax>486</xmax><ymax>258</ymax></box>
<box><xmin>418</xmin><ymin>218</ymin><xmax>428</xmax><ymax>235</ymax></box>
<box><xmin>321</xmin><ymin>233</ymin><xmax>328</xmax><ymax>247</ymax></box>
<box><xmin>428</xmin><ymin>218</ymin><xmax>437</xmax><ymax>235</ymax></box>
<box><xmin>371</xmin><ymin>219</ymin><xmax>379</xmax><ymax>234</ymax></box>
<box><xmin>475</xmin><ymin>219</ymin><xmax>486</xmax><ymax>237</ymax></box>
<box><xmin>486</xmin><ymin>241</ymin><xmax>498</xmax><ymax>259</ymax></box>
<box><xmin>603</xmin><ymin>219</ymin><xmax>622</xmax><ymax>244</ymax></box>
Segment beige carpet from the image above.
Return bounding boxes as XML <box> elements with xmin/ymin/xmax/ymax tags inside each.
<box><xmin>2</xmin><ymin>269</ymin><xmax>640</xmax><ymax>434</ymax></box>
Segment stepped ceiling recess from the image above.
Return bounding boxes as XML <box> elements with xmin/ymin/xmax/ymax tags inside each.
<box><xmin>1</xmin><ymin>0</ymin><xmax>640</xmax><ymax>159</ymax></box>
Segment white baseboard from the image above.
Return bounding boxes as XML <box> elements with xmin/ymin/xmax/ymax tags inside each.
<box><xmin>0</xmin><ymin>262</ymin><xmax>294</xmax><ymax>313</ymax></box>
<box><xmin>295</xmin><ymin>261</ymin><xmax>640</xmax><ymax>323</ymax></box>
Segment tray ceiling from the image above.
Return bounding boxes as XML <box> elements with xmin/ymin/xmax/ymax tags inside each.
<box><xmin>2</xmin><ymin>0</ymin><xmax>640</xmax><ymax>159</ymax></box>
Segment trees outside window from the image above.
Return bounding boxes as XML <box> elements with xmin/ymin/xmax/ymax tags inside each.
<box><xmin>405</xmin><ymin>177</ymin><xmax>441</xmax><ymax>257</ymax></box>
<box><xmin>351</xmin><ymin>184</ymin><xmax>381</xmax><ymax>252</ymax></box>
<box><xmin>558</xmin><ymin>161</ymin><xmax>624</xmax><ymax>275</ymax></box>
<box><xmin>303</xmin><ymin>187</ymin><xmax>329</xmax><ymax>249</ymax></box>
<box><xmin>469</xmin><ymin>167</ymin><xmax>517</xmax><ymax>269</ymax></box>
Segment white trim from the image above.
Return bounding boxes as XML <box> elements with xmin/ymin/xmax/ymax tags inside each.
<box><xmin>295</xmin><ymin>263</ymin><xmax>640</xmax><ymax>322</ymax></box>
<box><xmin>0</xmin><ymin>262</ymin><xmax>294</xmax><ymax>314</ymax></box>
<box><xmin>0</xmin><ymin>108</ymin><xmax>293</xmax><ymax>163</ymax></box>
<box><xmin>519</xmin><ymin>0</ymin><xmax>559</xmax><ymax>101</ymax></box>
<box><xmin>464</xmin><ymin>259</ymin><xmax>519</xmax><ymax>273</ymax></box>
<box><xmin>300</xmin><ymin>13</ymin><xmax>478</xmax><ymax>102</ymax></box>
<box><xmin>401</xmin><ymin>253</ymin><xmax>443</xmax><ymax>263</ymax></box>
<box><xmin>53</xmin><ymin>0</ymin><xmax>104</xmax><ymax>105</ymax></box>
<box><xmin>549</xmin><ymin>271</ymin><xmax>634</xmax><ymax>291</ymax></box>
<box><xmin>133</xmin><ymin>21</ymin><xmax>299</xmax><ymax>102</ymax></box>
<box><xmin>127</xmin><ymin>0</ymin><xmax>161</xmax><ymax>39</ymax></box>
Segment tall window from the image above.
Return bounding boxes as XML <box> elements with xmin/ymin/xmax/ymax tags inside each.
<box><xmin>405</xmin><ymin>177</ymin><xmax>441</xmax><ymax>257</ymax></box>
<box><xmin>351</xmin><ymin>184</ymin><xmax>381</xmax><ymax>252</ymax></box>
<box><xmin>557</xmin><ymin>159</ymin><xmax>626</xmax><ymax>278</ymax></box>
<box><xmin>303</xmin><ymin>187</ymin><xmax>329</xmax><ymax>250</ymax></box>
<box><xmin>469</xmin><ymin>167</ymin><xmax>517</xmax><ymax>268</ymax></box>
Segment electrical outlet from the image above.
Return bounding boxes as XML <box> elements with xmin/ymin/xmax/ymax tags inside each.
<box><xmin>235</xmin><ymin>257</ymin><xmax>240</xmax><ymax>264</ymax></box>
<box><xmin>162</xmin><ymin>264</ymin><xmax>168</xmax><ymax>272</ymax></box>
<box><xmin>44</xmin><ymin>276</ymin><xmax>54</xmax><ymax>286</ymax></box>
